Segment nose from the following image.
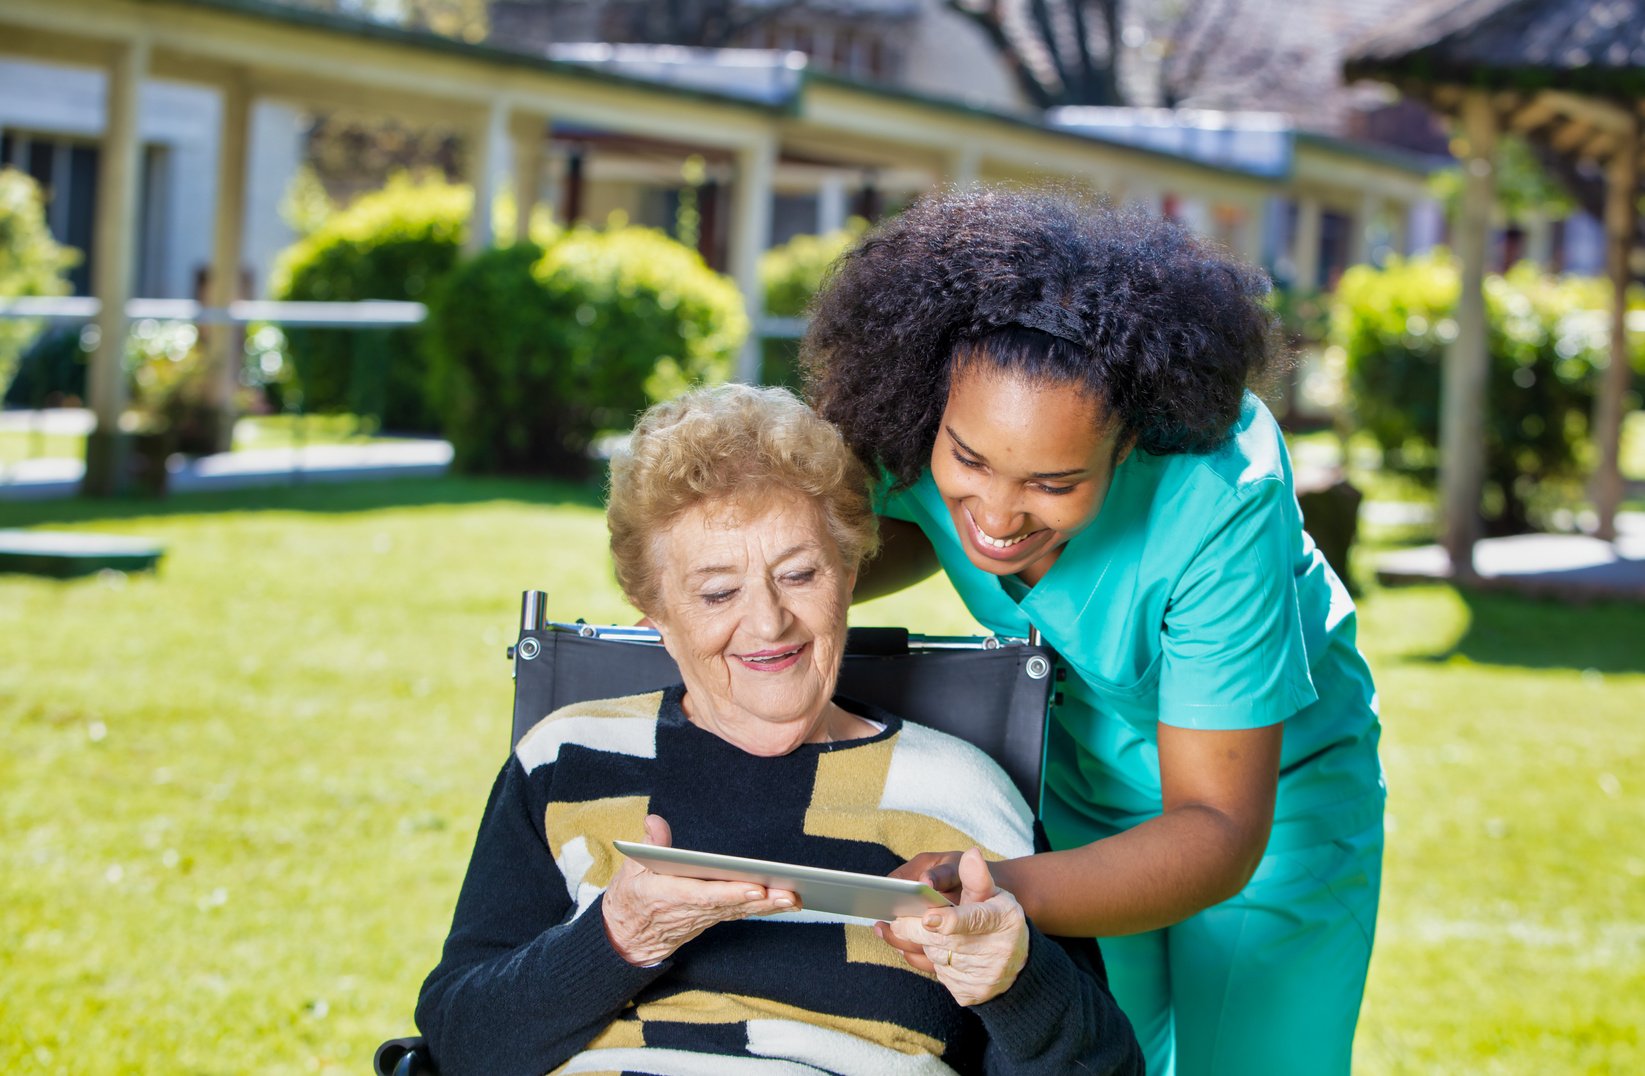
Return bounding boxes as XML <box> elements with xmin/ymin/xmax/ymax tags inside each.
<box><xmin>746</xmin><ymin>578</ymin><xmax>792</xmax><ymax>640</ymax></box>
<box><xmin>973</xmin><ymin>478</ymin><xmax>1025</xmax><ymax>538</ymax></box>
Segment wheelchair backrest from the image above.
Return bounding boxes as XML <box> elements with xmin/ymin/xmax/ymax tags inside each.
<box><xmin>507</xmin><ymin>591</ymin><xmax>1057</xmax><ymax>810</ymax></box>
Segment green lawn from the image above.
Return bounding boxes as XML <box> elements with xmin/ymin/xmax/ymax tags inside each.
<box><xmin>1</xmin><ymin>478</ymin><xmax>1641</xmax><ymax>1074</ymax></box>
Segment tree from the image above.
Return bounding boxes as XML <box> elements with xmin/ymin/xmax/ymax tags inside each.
<box><xmin>944</xmin><ymin>0</ymin><xmax>1318</xmax><ymax>111</ymax></box>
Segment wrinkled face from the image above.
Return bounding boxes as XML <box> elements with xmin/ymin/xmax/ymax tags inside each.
<box><xmin>931</xmin><ymin>364</ymin><xmax>1129</xmax><ymax>585</ymax></box>
<box><xmin>648</xmin><ymin>489</ymin><xmax>855</xmax><ymax>756</ymax></box>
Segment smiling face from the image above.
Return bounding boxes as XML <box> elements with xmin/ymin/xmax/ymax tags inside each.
<box><xmin>931</xmin><ymin>363</ymin><xmax>1129</xmax><ymax>585</ymax></box>
<box><xmin>648</xmin><ymin>489</ymin><xmax>857</xmax><ymax>756</ymax></box>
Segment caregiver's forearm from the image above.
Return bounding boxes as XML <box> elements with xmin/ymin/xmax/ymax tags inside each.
<box><xmin>994</xmin><ymin>805</ymin><xmax>1268</xmax><ymax>937</ymax></box>
<box><xmin>853</xmin><ymin>516</ymin><xmax>940</xmax><ymax>602</ymax></box>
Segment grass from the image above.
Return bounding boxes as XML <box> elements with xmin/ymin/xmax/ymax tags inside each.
<box><xmin>1</xmin><ymin>477</ymin><xmax>1642</xmax><ymax>1074</ymax></box>
<box><xmin>0</xmin><ymin>413</ymin><xmax>415</xmax><ymax>467</ymax></box>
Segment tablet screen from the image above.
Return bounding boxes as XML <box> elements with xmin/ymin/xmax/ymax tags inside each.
<box><xmin>613</xmin><ymin>841</ymin><xmax>951</xmax><ymax>922</ymax></box>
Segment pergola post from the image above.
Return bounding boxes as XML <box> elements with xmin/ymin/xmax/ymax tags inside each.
<box><xmin>82</xmin><ymin>37</ymin><xmax>149</xmax><ymax>497</ymax></box>
<box><xmin>512</xmin><ymin>113</ymin><xmax>545</xmax><ymax>244</ymax></box>
<box><xmin>729</xmin><ymin>135</ymin><xmax>776</xmax><ymax>384</ymax></box>
<box><xmin>1291</xmin><ymin>194</ymin><xmax>1323</xmax><ymax>291</ymax></box>
<box><xmin>1594</xmin><ymin>119</ymin><xmax>1638</xmax><ymax>542</ymax></box>
<box><xmin>206</xmin><ymin>70</ymin><xmax>252</xmax><ymax>453</ymax></box>
<box><xmin>1442</xmin><ymin>91</ymin><xmax>1498</xmax><ymax>578</ymax></box>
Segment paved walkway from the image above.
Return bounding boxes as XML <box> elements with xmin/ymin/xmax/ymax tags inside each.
<box><xmin>1377</xmin><ymin>513</ymin><xmax>1645</xmax><ymax>602</ymax></box>
<box><xmin>1</xmin><ymin>409</ymin><xmax>451</xmax><ymax>501</ymax></box>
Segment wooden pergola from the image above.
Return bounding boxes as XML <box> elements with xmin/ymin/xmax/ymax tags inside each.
<box><xmin>1346</xmin><ymin>0</ymin><xmax>1645</xmax><ymax>576</ymax></box>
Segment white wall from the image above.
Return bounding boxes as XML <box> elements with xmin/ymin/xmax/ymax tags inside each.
<box><xmin>899</xmin><ymin>0</ymin><xmax>1030</xmax><ymax>115</ymax></box>
<box><xmin>0</xmin><ymin>57</ymin><xmax>301</xmax><ymax>298</ymax></box>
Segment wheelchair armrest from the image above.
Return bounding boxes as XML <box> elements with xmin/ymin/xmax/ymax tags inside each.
<box><xmin>374</xmin><ymin>1036</ymin><xmax>436</xmax><ymax>1076</ymax></box>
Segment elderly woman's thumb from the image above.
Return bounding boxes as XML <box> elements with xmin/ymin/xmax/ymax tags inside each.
<box><xmin>642</xmin><ymin>814</ymin><xmax>674</xmax><ymax>848</ymax></box>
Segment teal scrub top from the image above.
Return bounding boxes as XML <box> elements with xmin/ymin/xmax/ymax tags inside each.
<box><xmin>878</xmin><ymin>394</ymin><xmax>1384</xmax><ymax>855</ymax></box>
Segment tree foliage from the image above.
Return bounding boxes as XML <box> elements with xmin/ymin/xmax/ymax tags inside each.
<box><xmin>0</xmin><ymin>168</ymin><xmax>79</xmax><ymax>398</ymax></box>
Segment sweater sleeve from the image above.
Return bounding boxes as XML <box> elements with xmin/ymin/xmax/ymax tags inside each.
<box><xmin>972</xmin><ymin>926</ymin><xmax>1144</xmax><ymax>1076</ymax></box>
<box><xmin>414</xmin><ymin>758</ymin><xmax>670</xmax><ymax>1076</ymax></box>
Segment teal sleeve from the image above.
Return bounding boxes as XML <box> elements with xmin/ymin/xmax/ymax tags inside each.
<box><xmin>1158</xmin><ymin>478</ymin><xmax>1318</xmax><ymax>731</ymax></box>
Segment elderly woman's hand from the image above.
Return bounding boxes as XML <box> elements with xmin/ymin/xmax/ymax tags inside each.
<box><xmin>602</xmin><ymin>815</ymin><xmax>801</xmax><ymax>966</ymax></box>
<box><xmin>881</xmin><ymin>848</ymin><xmax>1029</xmax><ymax>1006</ymax></box>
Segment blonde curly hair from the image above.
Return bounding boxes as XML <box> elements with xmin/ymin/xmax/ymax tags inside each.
<box><xmin>608</xmin><ymin>384</ymin><xmax>880</xmax><ymax>616</ymax></box>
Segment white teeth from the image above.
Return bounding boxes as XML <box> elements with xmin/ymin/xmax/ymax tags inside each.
<box><xmin>966</xmin><ymin>507</ymin><xmax>1030</xmax><ymax>549</ymax></box>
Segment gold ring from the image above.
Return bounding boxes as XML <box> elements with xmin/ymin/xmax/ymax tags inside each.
<box><xmin>944</xmin><ymin>950</ymin><xmax>954</xmax><ymax>967</ymax></box>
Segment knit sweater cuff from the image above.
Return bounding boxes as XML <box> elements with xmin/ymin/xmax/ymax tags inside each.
<box><xmin>970</xmin><ymin>925</ymin><xmax>1077</xmax><ymax>1058</ymax></box>
<box><xmin>551</xmin><ymin>893</ymin><xmax>674</xmax><ymax>1014</ymax></box>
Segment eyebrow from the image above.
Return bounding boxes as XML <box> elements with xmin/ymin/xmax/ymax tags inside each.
<box><xmin>945</xmin><ymin>425</ymin><xmax>1089</xmax><ymax>480</ymax></box>
<box><xmin>687</xmin><ymin>543</ymin><xmax>816</xmax><ymax>578</ymax></box>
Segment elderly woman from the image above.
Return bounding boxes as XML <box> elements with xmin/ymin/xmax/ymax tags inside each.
<box><xmin>414</xmin><ymin>384</ymin><xmax>1141</xmax><ymax>1076</ymax></box>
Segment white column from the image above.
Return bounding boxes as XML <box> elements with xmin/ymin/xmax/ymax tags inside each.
<box><xmin>83</xmin><ymin>37</ymin><xmax>149</xmax><ymax>496</ymax></box>
<box><xmin>1291</xmin><ymin>194</ymin><xmax>1323</xmax><ymax>291</ymax></box>
<box><xmin>466</xmin><ymin>99</ymin><xmax>509</xmax><ymax>255</ymax></box>
<box><xmin>729</xmin><ymin>135</ymin><xmax>777</xmax><ymax>384</ymax></box>
<box><xmin>816</xmin><ymin>173</ymin><xmax>848</xmax><ymax>234</ymax></box>
<box><xmin>1235</xmin><ymin>197</ymin><xmax>1266</xmax><ymax>266</ymax></box>
<box><xmin>512</xmin><ymin>113</ymin><xmax>545</xmax><ymax>244</ymax></box>
<box><xmin>1594</xmin><ymin>123</ymin><xmax>1638</xmax><ymax>542</ymax></box>
<box><xmin>945</xmin><ymin>145</ymin><xmax>981</xmax><ymax>189</ymax></box>
<box><xmin>1349</xmin><ymin>193</ymin><xmax>1381</xmax><ymax>268</ymax></box>
<box><xmin>207</xmin><ymin>71</ymin><xmax>252</xmax><ymax>453</ymax></box>
<box><xmin>1442</xmin><ymin>91</ymin><xmax>1498</xmax><ymax>578</ymax></box>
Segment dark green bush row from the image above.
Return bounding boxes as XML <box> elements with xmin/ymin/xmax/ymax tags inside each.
<box><xmin>1332</xmin><ymin>252</ymin><xmax>1644</xmax><ymax>532</ymax></box>
<box><xmin>424</xmin><ymin>227</ymin><xmax>746</xmax><ymax>476</ymax></box>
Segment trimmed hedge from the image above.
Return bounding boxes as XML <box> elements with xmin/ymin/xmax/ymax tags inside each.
<box><xmin>757</xmin><ymin>220</ymin><xmax>865</xmax><ymax>387</ymax></box>
<box><xmin>271</xmin><ymin>175</ymin><xmax>469</xmax><ymax>432</ymax></box>
<box><xmin>1332</xmin><ymin>251</ymin><xmax>1643</xmax><ymax>532</ymax></box>
<box><xmin>425</xmin><ymin>226</ymin><xmax>747</xmax><ymax>476</ymax></box>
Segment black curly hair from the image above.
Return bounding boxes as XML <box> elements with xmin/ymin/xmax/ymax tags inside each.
<box><xmin>801</xmin><ymin>187</ymin><xmax>1278</xmax><ymax>489</ymax></box>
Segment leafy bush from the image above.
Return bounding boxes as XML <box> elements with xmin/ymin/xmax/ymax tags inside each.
<box><xmin>1332</xmin><ymin>251</ymin><xmax>1642</xmax><ymax>532</ymax></box>
<box><xmin>271</xmin><ymin>174</ymin><xmax>469</xmax><ymax>432</ymax></box>
<box><xmin>0</xmin><ymin>168</ymin><xmax>79</xmax><ymax>397</ymax></box>
<box><xmin>756</xmin><ymin>220</ymin><xmax>865</xmax><ymax>387</ymax></box>
<box><xmin>425</xmin><ymin>225</ymin><xmax>747</xmax><ymax>476</ymax></box>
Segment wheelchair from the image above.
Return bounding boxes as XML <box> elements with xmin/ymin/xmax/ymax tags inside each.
<box><xmin>374</xmin><ymin>590</ymin><xmax>1059</xmax><ymax>1076</ymax></box>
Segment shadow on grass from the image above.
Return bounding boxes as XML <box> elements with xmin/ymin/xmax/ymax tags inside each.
<box><xmin>0</xmin><ymin>473</ymin><xmax>607</xmax><ymax>529</ymax></box>
<box><xmin>1418</xmin><ymin>588</ymin><xmax>1645</xmax><ymax>675</ymax></box>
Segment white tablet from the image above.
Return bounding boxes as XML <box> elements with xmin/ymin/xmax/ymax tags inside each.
<box><xmin>613</xmin><ymin>840</ymin><xmax>952</xmax><ymax>922</ymax></box>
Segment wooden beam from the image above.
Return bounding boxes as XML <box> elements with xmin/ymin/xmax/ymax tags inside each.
<box><xmin>1552</xmin><ymin>118</ymin><xmax>1598</xmax><ymax>154</ymax></box>
<box><xmin>1509</xmin><ymin>96</ymin><xmax>1559</xmax><ymax>133</ymax></box>
<box><xmin>1441</xmin><ymin>91</ymin><xmax>1497</xmax><ymax>578</ymax></box>
<box><xmin>1594</xmin><ymin>117</ymin><xmax>1638</xmax><ymax>541</ymax></box>
<box><xmin>1540</xmin><ymin>90</ymin><xmax>1634</xmax><ymax>135</ymax></box>
<box><xmin>1582</xmin><ymin>129</ymin><xmax>1619</xmax><ymax>164</ymax></box>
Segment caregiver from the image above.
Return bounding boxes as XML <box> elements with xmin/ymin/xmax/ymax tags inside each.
<box><xmin>802</xmin><ymin>188</ymin><xmax>1385</xmax><ymax>1076</ymax></box>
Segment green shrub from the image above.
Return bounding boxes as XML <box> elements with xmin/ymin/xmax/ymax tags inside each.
<box><xmin>425</xmin><ymin>225</ymin><xmax>747</xmax><ymax>476</ymax></box>
<box><xmin>756</xmin><ymin>220</ymin><xmax>864</xmax><ymax>387</ymax></box>
<box><xmin>0</xmin><ymin>168</ymin><xmax>79</xmax><ymax>397</ymax></box>
<box><xmin>1332</xmin><ymin>251</ymin><xmax>1642</xmax><ymax>532</ymax></box>
<box><xmin>271</xmin><ymin>174</ymin><xmax>469</xmax><ymax>432</ymax></box>
<box><xmin>760</xmin><ymin>219</ymin><xmax>866</xmax><ymax>319</ymax></box>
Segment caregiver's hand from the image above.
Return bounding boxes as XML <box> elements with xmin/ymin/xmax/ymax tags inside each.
<box><xmin>881</xmin><ymin>848</ymin><xmax>1029</xmax><ymax>1006</ymax></box>
<box><xmin>603</xmin><ymin>814</ymin><xmax>800</xmax><ymax>966</ymax></box>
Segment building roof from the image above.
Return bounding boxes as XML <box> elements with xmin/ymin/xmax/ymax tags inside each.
<box><xmin>1345</xmin><ymin>0</ymin><xmax>1645</xmax><ymax>96</ymax></box>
